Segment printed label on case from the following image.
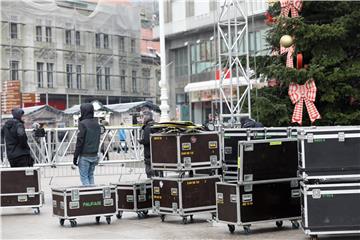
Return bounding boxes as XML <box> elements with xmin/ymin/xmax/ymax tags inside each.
<box><xmin>182</xmin><ymin>143</ymin><xmax>191</xmax><ymax>151</ymax></box>
<box><xmin>153</xmin><ymin>187</ymin><xmax>160</xmax><ymax>194</ymax></box>
<box><xmin>83</xmin><ymin>201</ymin><xmax>101</xmax><ymax>207</ymax></box>
<box><xmin>103</xmin><ymin>198</ymin><xmax>114</xmax><ymax>206</ymax></box>
<box><xmin>18</xmin><ymin>195</ymin><xmax>28</xmax><ymax>202</ymax></box>
<box><xmin>69</xmin><ymin>201</ymin><xmax>80</xmax><ymax>209</ymax></box>
<box><xmin>270</xmin><ymin>141</ymin><xmax>282</xmax><ymax>146</ymax></box>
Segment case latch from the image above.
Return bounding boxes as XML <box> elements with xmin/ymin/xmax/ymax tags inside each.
<box><xmin>338</xmin><ymin>132</ymin><xmax>345</xmax><ymax>142</ymax></box>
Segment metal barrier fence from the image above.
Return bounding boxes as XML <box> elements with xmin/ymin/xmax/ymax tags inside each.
<box><xmin>0</xmin><ymin>126</ymin><xmax>145</xmax><ymax>179</ymax></box>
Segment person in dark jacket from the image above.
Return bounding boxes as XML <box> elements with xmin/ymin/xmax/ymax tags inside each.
<box><xmin>73</xmin><ymin>103</ymin><xmax>101</xmax><ymax>185</ymax></box>
<box><xmin>138</xmin><ymin>111</ymin><xmax>155</xmax><ymax>178</ymax></box>
<box><xmin>1</xmin><ymin>108</ymin><xmax>34</xmax><ymax>167</ymax></box>
<box><xmin>240</xmin><ymin>117</ymin><xmax>264</xmax><ymax>128</ymax></box>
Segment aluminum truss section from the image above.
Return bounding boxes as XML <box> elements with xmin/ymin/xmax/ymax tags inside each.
<box><xmin>217</xmin><ymin>0</ymin><xmax>251</xmax><ymax>126</ymax></box>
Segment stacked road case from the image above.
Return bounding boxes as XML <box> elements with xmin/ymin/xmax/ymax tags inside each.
<box><xmin>222</xmin><ymin>127</ymin><xmax>297</xmax><ymax>181</ymax></box>
<box><xmin>298</xmin><ymin>127</ymin><xmax>360</xmax><ymax>240</ymax></box>
<box><xmin>217</xmin><ymin>137</ymin><xmax>301</xmax><ymax>234</ymax></box>
<box><xmin>150</xmin><ymin>129</ymin><xmax>221</xmax><ymax>223</ymax></box>
<box><xmin>0</xmin><ymin>167</ymin><xmax>43</xmax><ymax>214</ymax></box>
<box><xmin>52</xmin><ymin>185</ymin><xmax>117</xmax><ymax>227</ymax></box>
<box><xmin>112</xmin><ymin>180</ymin><xmax>152</xmax><ymax>219</ymax></box>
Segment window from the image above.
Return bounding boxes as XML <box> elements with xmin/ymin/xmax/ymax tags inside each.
<box><xmin>105</xmin><ymin>67</ymin><xmax>110</xmax><ymax>90</ymax></box>
<box><xmin>131</xmin><ymin>70</ymin><xmax>137</xmax><ymax>92</ymax></box>
<box><xmin>95</xmin><ymin>33</ymin><xmax>101</xmax><ymax>48</ymax></box>
<box><xmin>65</xmin><ymin>30</ymin><xmax>72</xmax><ymax>45</ymax></box>
<box><xmin>45</xmin><ymin>27</ymin><xmax>52</xmax><ymax>43</ymax></box>
<box><xmin>37</xmin><ymin>62</ymin><xmax>44</xmax><ymax>88</ymax></box>
<box><xmin>66</xmin><ymin>64</ymin><xmax>73</xmax><ymax>88</ymax></box>
<box><xmin>76</xmin><ymin>65</ymin><xmax>82</xmax><ymax>89</ymax></box>
<box><xmin>96</xmin><ymin>67</ymin><xmax>102</xmax><ymax>90</ymax></box>
<box><xmin>190</xmin><ymin>40</ymin><xmax>215</xmax><ymax>75</ymax></box>
<box><xmin>120</xmin><ymin>69</ymin><xmax>126</xmax><ymax>92</ymax></box>
<box><xmin>75</xmin><ymin>31</ymin><xmax>80</xmax><ymax>46</ymax></box>
<box><xmin>10</xmin><ymin>23</ymin><xmax>18</xmax><ymax>39</ymax></box>
<box><xmin>10</xmin><ymin>61</ymin><xmax>19</xmax><ymax>80</ymax></box>
<box><xmin>194</xmin><ymin>1</ymin><xmax>209</xmax><ymax>16</ymax></box>
<box><xmin>131</xmin><ymin>39</ymin><xmax>136</xmax><ymax>53</ymax></box>
<box><xmin>103</xmin><ymin>34</ymin><xmax>109</xmax><ymax>49</ymax></box>
<box><xmin>174</xmin><ymin>47</ymin><xmax>188</xmax><ymax>76</ymax></box>
<box><xmin>142</xmin><ymin>68</ymin><xmax>150</xmax><ymax>94</ymax></box>
<box><xmin>47</xmin><ymin>63</ymin><xmax>54</xmax><ymax>88</ymax></box>
<box><xmin>36</xmin><ymin>26</ymin><xmax>42</xmax><ymax>42</ymax></box>
<box><xmin>119</xmin><ymin>36</ymin><xmax>124</xmax><ymax>52</ymax></box>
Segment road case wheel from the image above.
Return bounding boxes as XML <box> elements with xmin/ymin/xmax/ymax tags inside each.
<box><xmin>189</xmin><ymin>215</ymin><xmax>194</xmax><ymax>223</ymax></box>
<box><xmin>243</xmin><ymin>225</ymin><xmax>251</xmax><ymax>235</ymax></box>
<box><xmin>142</xmin><ymin>210</ymin><xmax>149</xmax><ymax>216</ymax></box>
<box><xmin>33</xmin><ymin>207</ymin><xmax>40</xmax><ymax>215</ymax></box>
<box><xmin>70</xmin><ymin>220</ymin><xmax>77</xmax><ymax>228</ymax></box>
<box><xmin>211</xmin><ymin>212</ymin><xmax>217</xmax><ymax>220</ymax></box>
<box><xmin>228</xmin><ymin>224</ymin><xmax>235</xmax><ymax>234</ymax></box>
<box><xmin>59</xmin><ymin>219</ymin><xmax>65</xmax><ymax>226</ymax></box>
<box><xmin>160</xmin><ymin>215</ymin><xmax>165</xmax><ymax>222</ymax></box>
<box><xmin>291</xmin><ymin>221</ymin><xmax>300</xmax><ymax>229</ymax></box>
<box><xmin>182</xmin><ymin>217</ymin><xmax>188</xmax><ymax>224</ymax></box>
<box><xmin>106</xmin><ymin>217</ymin><xmax>111</xmax><ymax>224</ymax></box>
<box><xmin>276</xmin><ymin>221</ymin><xmax>283</xmax><ymax>228</ymax></box>
<box><xmin>116</xmin><ymin>211</ymin><xmax>123</xmax><ymax>219</ymax></box>
<box><xmin>137</xmin><ymin>212</ymin><xmax>145</xmax><ymax>219</ymax></box>
<box><xmin>310</xmin><ymin>235</ymin><xmax>318</xmax><ymax>240</ymax></box>
<box><xmin>95</xmin><ymin>216</ymin><xmax>101</xmax><ymax>224</ymax></box>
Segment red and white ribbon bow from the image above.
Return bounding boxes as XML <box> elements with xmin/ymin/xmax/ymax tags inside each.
<box><xmin>280</xmin><ymin>45</ymin><xmax>295</xmax><ymax>68</ymax></box>
<box><xmin>288</xmin><ymin>79</ymin><xmax>321</xmax><ymax>125</ymax></box>
<box><xmin>280</xmin><ymin>0</ymin><xmax>303</xmax><ymax>17</ymax></box>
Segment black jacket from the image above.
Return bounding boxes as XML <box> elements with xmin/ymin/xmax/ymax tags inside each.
<box><xmin>1</xmin><ymin>115</ymin><xmax>30</xmax><ymax>160</ymax></box>
<box><xmin>139</xmin><ymin>119</ymin><xmax>155</xmax><ymax>160</ymax></box>
<box><xmin>74</xmin><ymin>104</ymin><xmax>101</xmax><ymax>159</ymax></box>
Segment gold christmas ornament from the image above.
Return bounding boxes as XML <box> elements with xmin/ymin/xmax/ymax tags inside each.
<box><xmin>267</xmin><ymin>0</ymin><xmax>279</xmax><ymax>6</ymax></box>
<box><xmin>280</xmin><ymin>35</ymin><xmax>293</xmax><ymax>48</ymax></box>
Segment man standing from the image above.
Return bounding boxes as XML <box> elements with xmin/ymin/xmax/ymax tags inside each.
<box><xmin>73</xmin><ymin>103</ymin><xmax>101</xmax><ymax>185</ymax></box>
<box><xmin>1</xmin><ymin>108</ymin><xmax>34</xmax><ymax>167</ymax></box>
<box><xmin>138</xmin><ymin>111</ymin><xmax>155</xmax><ymax>178</ymax></box>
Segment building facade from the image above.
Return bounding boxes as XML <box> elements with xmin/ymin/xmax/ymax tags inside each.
<box><xmin>154</xmin><ymin>0</ymin><xmax>269</xmax><ymax>123</ymax></box>
<box><xmin>0</xmin><ymin>0</ymin><xmax>159</xmax><ymax>113</ymax></box>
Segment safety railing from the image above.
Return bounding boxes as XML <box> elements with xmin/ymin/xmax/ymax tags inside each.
<box><xmin>0</xmin><ymin>126</ymin><xmax>144</xmax><ymax>170</ymax></box>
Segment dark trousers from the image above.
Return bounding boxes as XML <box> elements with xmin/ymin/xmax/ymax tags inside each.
<box><xmin>144</xmin><ymin>159</ymin><xmax>162</xmax><ymax>178</ymax></box>
<box><xmin>9</xmin><ymin>155</ymin><xmax>34</xmax><ymax>168</ymax></box>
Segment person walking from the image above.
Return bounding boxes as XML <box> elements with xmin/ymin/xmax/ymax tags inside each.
<box><xmin>1</xmin><ymin>108</ymin><xmax>34</xmax><ymax>167</ymax></box>
<box><xmin>138</xmin><ymin>111</ymin><xmax>155</xmax><ymax>178</ymax></box>
<box><xmin>118</xmin><ymin>122</ymin><xmax>128</xmax><ymax>153</ymax></box>
<box><xmin>73</xmin><ymin>103</ymin><xmax>101</xmax><ymax>185</ymax></box>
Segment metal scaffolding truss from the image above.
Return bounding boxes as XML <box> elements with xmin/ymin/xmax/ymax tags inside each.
<box><xmin>217</xmin><ymin>0</ymin><xmax>251</xmax><ymax>126</ymax></box>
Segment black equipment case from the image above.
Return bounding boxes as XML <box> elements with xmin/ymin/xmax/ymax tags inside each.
<box><xmin>216</xmin><ymin>179</ymin><xmax>301</xmax><ymax>234</ymax></box>
<box><xmin>300</xmin><ymin>181</ymin><xmax>360</xmax><ymax>240</ymax></box>
<box><xmin>52</xmin><ymin>185</ymin><xmax>117</xmax><ymax>227</ymax></box>
<box><xmin>0</xmin><ymin>167</ymin><xmax>43</xmax><ymax>214</ymax></box>
<box><xmin>298</xmin><ymin>127</ymin><xmax>360</xmax><ymax>181</ymax></box>
<box><xmin>223</xmin><ymin>128</ymin><xmax>297</xmax><ymax>181</ymax></box>
<box><xmin>237</xmin><ymin>138</ymin><xmax>298</xmax><ymax>183</ymax></box>
<box><xmin>150</xmin><ymin>132</ymin><xmax>221</xmax><ymax>171</ymax></box>
<box><xmin>152</xmin><ymin>175</ymin><xmax>220</xmax><ymax>224</ymax></box>
<box><xmin>112</xmin><ymin>180</ymin><xmax>152</xmax><ymax>219</ymax></box>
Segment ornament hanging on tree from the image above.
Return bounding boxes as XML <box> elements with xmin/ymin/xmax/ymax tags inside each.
<box><xmin>280</xmin><ymin>0</ymin><xmax>303</xmax><ymax>17</ymax></box>
<box><xmin>280</xmin><ymin>35</ymin><xmax>293</xmax><ymax>48</ymax></box>
<box><xmin>288</xmin><ymin>79</ymin><xmax>321</xmax><ymax>125</ymax></box>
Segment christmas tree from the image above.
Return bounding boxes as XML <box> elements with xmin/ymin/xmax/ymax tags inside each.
<box><xmin>252</xmin><ymin>1</ymin><xmax>360</xmax><ymax>126</ymax></box>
